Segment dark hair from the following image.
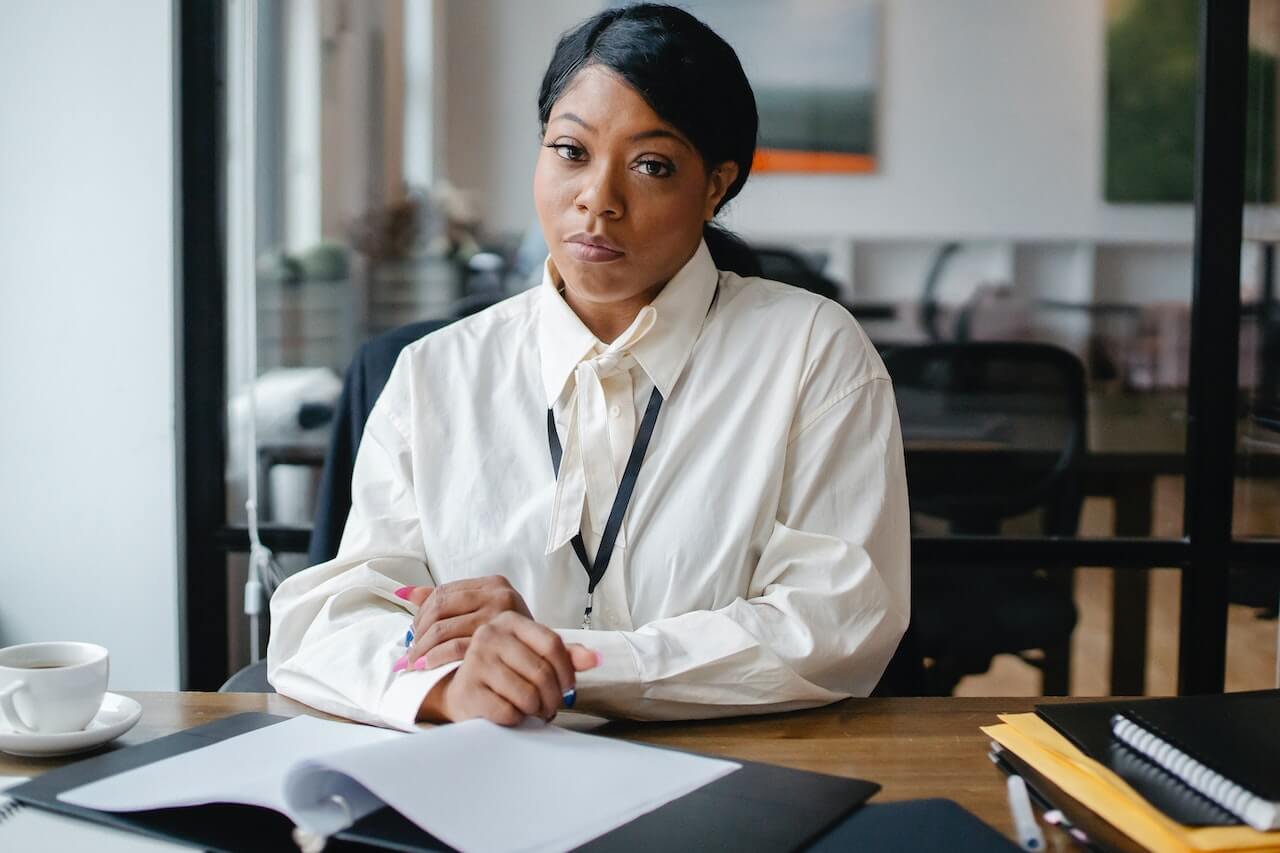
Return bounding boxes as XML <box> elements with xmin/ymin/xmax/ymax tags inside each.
<box><xmin>537</xmin><ymin>3</ymin><xmax>762</xmax><ymax>278</ymax></box>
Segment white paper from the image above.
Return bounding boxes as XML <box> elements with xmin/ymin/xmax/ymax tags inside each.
<box><xmin>58</xmin><ymin>716</ymin><xmax>399</xmax><ymax>835</ymax></box>
<box><xmin>58</xmin><ymin>714</ymin><xmax>740</xmax><ymax>853</ymax></box>
<box><xmin>288</xmin><ymin>717</ymin><xmax>740</xmax><ymax>853</ymax></box>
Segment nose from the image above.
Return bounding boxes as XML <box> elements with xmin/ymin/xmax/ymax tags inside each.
<box><xmin>574</xmin><ymin>162</ymin><xmax>624</xmax><ymax>221</ymax></box>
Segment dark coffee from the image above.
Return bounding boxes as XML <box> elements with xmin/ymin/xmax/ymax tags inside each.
<box><xmin>18</xmin><ymin>662</ymin><xmax>69</xmax><ymax>670</ymax></box>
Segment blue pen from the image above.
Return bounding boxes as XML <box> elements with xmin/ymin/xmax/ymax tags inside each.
<box><xmin>402</xmin><ymin>626</ymin><xmax>576</xmax><ymax>707</ymax></box>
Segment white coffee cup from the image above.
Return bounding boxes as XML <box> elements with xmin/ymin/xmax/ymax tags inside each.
<box><xmin>0</xmin><ymin>641</ymin><xmax>109</xmax><ymax>734</ymax></box>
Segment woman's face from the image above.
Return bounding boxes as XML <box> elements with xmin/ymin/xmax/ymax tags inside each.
<box><xmin>534</xmin><ymin>65</ymin><xmax>738</xmax><ymax>308</ymax></box>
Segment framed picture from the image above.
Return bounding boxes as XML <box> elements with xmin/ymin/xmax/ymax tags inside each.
<box><xmin>614</xmin><ymin>0</ymin><xmax>882</xmax><ymax>174</ymax></box>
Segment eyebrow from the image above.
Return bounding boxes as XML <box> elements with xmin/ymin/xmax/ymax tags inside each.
<box><xmin>550</xmin><ymin>112</ymin><xmax>693</xmax><ymax>150</ymax></box>
<box><xmin>629</xmin><ymin>128</ymin><xmax>693</xmax><ymax>150</ymax></box>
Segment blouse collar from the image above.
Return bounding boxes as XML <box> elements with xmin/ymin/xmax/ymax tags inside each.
<box><xmin>537</xmin><ymin>239</ymin><xmax>719</xmax><ymax>408</ymax></box>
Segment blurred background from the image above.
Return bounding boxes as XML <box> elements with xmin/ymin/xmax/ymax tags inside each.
<box><xmin>2</xmin><ymin>0</ymin><xmax>1277</xmax><ymax>698</ymax></box>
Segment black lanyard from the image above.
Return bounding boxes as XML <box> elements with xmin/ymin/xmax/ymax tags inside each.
<box><xmin>547</xmin><ymin>385</ymin><xmax>663</xmax><ymax>628</ymax></box>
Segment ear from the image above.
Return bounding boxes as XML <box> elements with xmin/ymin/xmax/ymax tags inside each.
<box><xmin>703</xmin><ymin>161</ymin><xmax>740</xmax><ymax>220</ymax></box>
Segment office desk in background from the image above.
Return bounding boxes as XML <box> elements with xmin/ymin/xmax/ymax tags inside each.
<box><xmin>0</xmin><ymin>692</ymin><xmax>1099</xmax><ymax>849</ymax></box>
<box><xmin>905</xmin><ymin>390</ymin><xmax>1280</xmax><ymax>696</ymax></box>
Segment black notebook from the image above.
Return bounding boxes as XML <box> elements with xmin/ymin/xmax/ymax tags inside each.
<box><xmin>1110</xmin><ymin>691</ymin><xmax>1280</xmax><ymax>831</ymax></box>
<box><xmin>7</xmin><ymin>713</ymin><xmax>879</xmax><ymax>852</ymax></box>
<box><xmin>1037</xmin><ymin>690</ymin><xmax>1280</xmax><ymax>831</ymax></box>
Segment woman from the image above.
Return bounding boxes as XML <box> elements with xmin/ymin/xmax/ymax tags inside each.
<box><xmin>268</xmin><ymin>3</ymin><xmax>908</xmax><ymax>729</ymax></box>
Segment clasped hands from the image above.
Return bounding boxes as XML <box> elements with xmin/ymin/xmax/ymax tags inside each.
<box><xmin>393</xmin><ymin>576</ymin><xmax>599</xmax><ymax>725</ymax></box>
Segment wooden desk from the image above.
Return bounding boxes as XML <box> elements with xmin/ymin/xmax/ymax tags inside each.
<box><xmin>0</xmin><ymin>692</ymin><xmax>1092</xmax><ymax>849</ymax></box>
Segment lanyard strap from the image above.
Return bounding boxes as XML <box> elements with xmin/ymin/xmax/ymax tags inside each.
<box><xmin>547</xmin><ymin>385</ymin><xmax>664</xmax><ymax>619</ymax></box>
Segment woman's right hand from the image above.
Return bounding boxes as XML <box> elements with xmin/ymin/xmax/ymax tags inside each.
<box><xmin>417</xmin><ymin>611</ymin><xmax>600</xmax><ymax>725</ymax></box>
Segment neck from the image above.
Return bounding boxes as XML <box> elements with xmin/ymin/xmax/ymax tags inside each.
<box><xmin>562</xmin><ymin>281</ymin><xmax>666</xmax><ymax>343</ymax></box>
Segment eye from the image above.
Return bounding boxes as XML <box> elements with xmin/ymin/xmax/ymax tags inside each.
<box><xmin>546</xmin><ymin>142</ymin><xmax>586</xmax><ymax>162</ymax></box>
<box><xmin>634</xmin><ymin>158</ymin><xmax>674</xmax><ymax>178</ymax></box>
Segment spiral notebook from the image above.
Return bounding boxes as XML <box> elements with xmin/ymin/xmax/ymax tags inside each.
<box><xmin>1109</xmin><ymin>691</ymin><xmax>1280</xmax><ymax>832</ymax></box>
<box><xmin>1037</xmin><ymin>690</ymin><xmax>1280</xmax><ymax>832</ymax></box>
<box><xmin>1</xmin><ymin>776</ymin><xmax>187</xmax><ymax>851</ymax></box>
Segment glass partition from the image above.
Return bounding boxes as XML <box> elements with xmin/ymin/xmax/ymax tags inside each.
<box><xmin>1228</xmin><ymin>0</ymin><xmax>1280</xmax><ymax>692</ymax></box>
<box><xmin>206</xmin><ymin>0</ymin><xmax>1268</xmax><ymax>695</ymax></box>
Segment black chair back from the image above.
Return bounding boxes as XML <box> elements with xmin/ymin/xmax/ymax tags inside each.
<box><xmin>884</xmin><ymin>342</ymin><xmax>1086</xmax><ymax>537</ymax></box>
<box><xmin>308</xmin><ymin>319</ymin><xmax>454</xmax><ymax>565</ymax></box>
<box><xmin>753</xmin><ymin>246</ymin><xmax>842</xmax><ymax>300</ymax></box>
<box><xmin>880</xmin><ymin>341</ymin><xmax>1087</xmax><ymax>695</ymax></box>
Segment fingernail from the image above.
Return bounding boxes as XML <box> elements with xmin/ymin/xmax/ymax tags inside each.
<box><xmin>594</xmin><ymin>650</ymin><xmax>604</xmax><ymax>667</ymax></box>
<box><xmin>392</xmin><ymin>655</ymin><xmax>408</xmax><ymax>672</ymax></box>
<box><xmin>413</xmin><ymin>657</ymin><xmax>428</xmax><ymax>671</ymax></box>
<box><xmin>394</xmin><ymin>586</ymin><xmax>414</xmax><ymax>600</ymax></box>
<box><xmin>562</xmin><ymin>688</ymin><xmax>576</xmax><ymax>709</ymax></box>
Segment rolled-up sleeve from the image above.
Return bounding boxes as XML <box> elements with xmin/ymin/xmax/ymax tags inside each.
<box><xmin>560</xmin><ymin>373</ymin><xmax>911</xmax><ymax>721</ymax></box>
<box><xmin>267</xmin><ymin>359</ymin><xmax>460</xmax><ymax>731</ymax></box>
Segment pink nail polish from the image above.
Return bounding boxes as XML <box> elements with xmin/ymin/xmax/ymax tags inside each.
<box><xmin>394</xmin><ymin>586</ymin><xmax>414</xmax><ymax>601</ymax></box>
<box><xmin>392</xmin><ymin>655</ymin><xmax>408</xmax><ymax>672</ymax></box>
<box><xmin>413</xmin><ymin>657</ymin><xmax>428</xmax><ymax>671</ymax></box>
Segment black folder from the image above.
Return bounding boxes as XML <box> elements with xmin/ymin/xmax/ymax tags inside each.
<box><xmin>6</xmin><ymin>713</ymin><xmax>878</xmax><ymax>852</ymax></box>
<box><xmin>807</xmin><ymin>799</ymin><xmax>1021</xmax><ymax>852</ymax></box>
<box><xmin>991</xmin><ymin>745</ymin><xmax>1150</xmax><ymax>853</ymax></box>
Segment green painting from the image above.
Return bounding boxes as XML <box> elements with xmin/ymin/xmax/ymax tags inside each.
<box><xmin>1106</xmin><ymin>0</ymin><xmax>1277</xmax><ymax>203</ymax></box>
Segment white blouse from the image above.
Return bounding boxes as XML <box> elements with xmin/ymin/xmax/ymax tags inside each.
<box><xmin>267</xmin><ymin>240</ymin><xmax>910</xmax><ymax>730</ymax></box>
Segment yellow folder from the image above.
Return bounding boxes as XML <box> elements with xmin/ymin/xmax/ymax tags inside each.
<box><xmin>982</xmin><ymin>713</ymin><xmax>1280</xmax><ymax>853</ymax></box>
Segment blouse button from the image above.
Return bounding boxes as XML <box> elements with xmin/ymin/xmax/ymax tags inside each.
<box><xmin>609</xmin><ymin>405</ymin><xmax>621</xmax><ymax>419</ymax></box>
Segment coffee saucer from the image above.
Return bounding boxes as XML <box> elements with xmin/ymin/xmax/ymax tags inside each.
<box><xmin>0</xmin><ymin>692</ymin><xmax>142</xmax><ymax>757</ymax></box>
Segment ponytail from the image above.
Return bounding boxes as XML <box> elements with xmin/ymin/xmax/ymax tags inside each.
<box><xmin>702</xmin><ymin>221</ymin><xmax>761</xmax><ymax>278</ymax></box>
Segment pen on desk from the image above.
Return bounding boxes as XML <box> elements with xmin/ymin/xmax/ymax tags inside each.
<box><xmin>989</xmin><ymin>745</ymin><xmax>1094</xmax><ymax>850</ymax></box>
<box><xmin>401</xmin><ymin>625</ymin><xmax>577</xmax><ymax>708</ymax></box>
<box><xmin>1007</xmin><ymin>774</ymin><xmax>1046</xmax><ymax>852</ymax></box>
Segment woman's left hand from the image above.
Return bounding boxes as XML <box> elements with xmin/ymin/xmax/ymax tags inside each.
<box><xmin>396</xmin><ymin>576</ymin><xmax>533</xmax><ymax>670</ymax></box>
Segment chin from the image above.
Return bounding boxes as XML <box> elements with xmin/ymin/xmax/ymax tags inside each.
<box><xmin>559</xmin><ymin>259</ymin><xmax>632</xmax><ymax>297</ymax></box>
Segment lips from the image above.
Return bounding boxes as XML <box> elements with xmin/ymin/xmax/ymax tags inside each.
<box><xmin>565</xmin><ymin>232</ymin><xmax>625</xmax><ymax>263</ymax></box>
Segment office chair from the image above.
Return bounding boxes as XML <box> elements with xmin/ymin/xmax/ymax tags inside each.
<box><xmin>753</xmin><ymin>246</ymin><xmax>842</xmax><ymax>300</ymax></box>
<box><xmin>883</xmin><ymin>342</ymin><xmax>1086</xmax><ymax>696</ymax></box>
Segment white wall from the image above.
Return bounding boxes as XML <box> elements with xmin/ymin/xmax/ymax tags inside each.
<box><xmin>443</xmin><ymin>0</ymin><xmax>604</xmax><ymax>237</ymax></box>
<box><xmin>0</xmin><ymin>0</ymin><xmax>181</xmax><ymax>689</ymax></box>
<box><xmin>442</xmin><ymin>0</ymin><xmax>1193</xmax><ymax>246</ymax></box>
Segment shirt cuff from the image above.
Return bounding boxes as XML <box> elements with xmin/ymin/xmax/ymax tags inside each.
<box><xmin>376</xmin><ymin>660</ymin><xmax>463</xmax><ymax>731</ymax></box>
<box><xmin>555</xmin><ymin>629</ymin><xmax>643</xmax><ymax>714</ymax></box>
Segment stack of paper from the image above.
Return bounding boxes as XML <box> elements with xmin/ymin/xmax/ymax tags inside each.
<box><xmin>58</xmin><ymin>716</ymin><xmax>741</xmax><ymax>853</ymax></box>
<box><xmin>983</xmin><ymin>714</ymin><xmax>1280</xmax><ymax>853</ymax></box>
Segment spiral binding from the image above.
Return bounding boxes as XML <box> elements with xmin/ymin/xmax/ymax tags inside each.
<box><xmin>1111</xmin><ymin>713</ymin><xmax>1266</xmax><ymax>828</ymax></box>
<box><xmin>0</xmin><ymin>798</ymin><xmax>23</xmax><ymax>826</ymax></box>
